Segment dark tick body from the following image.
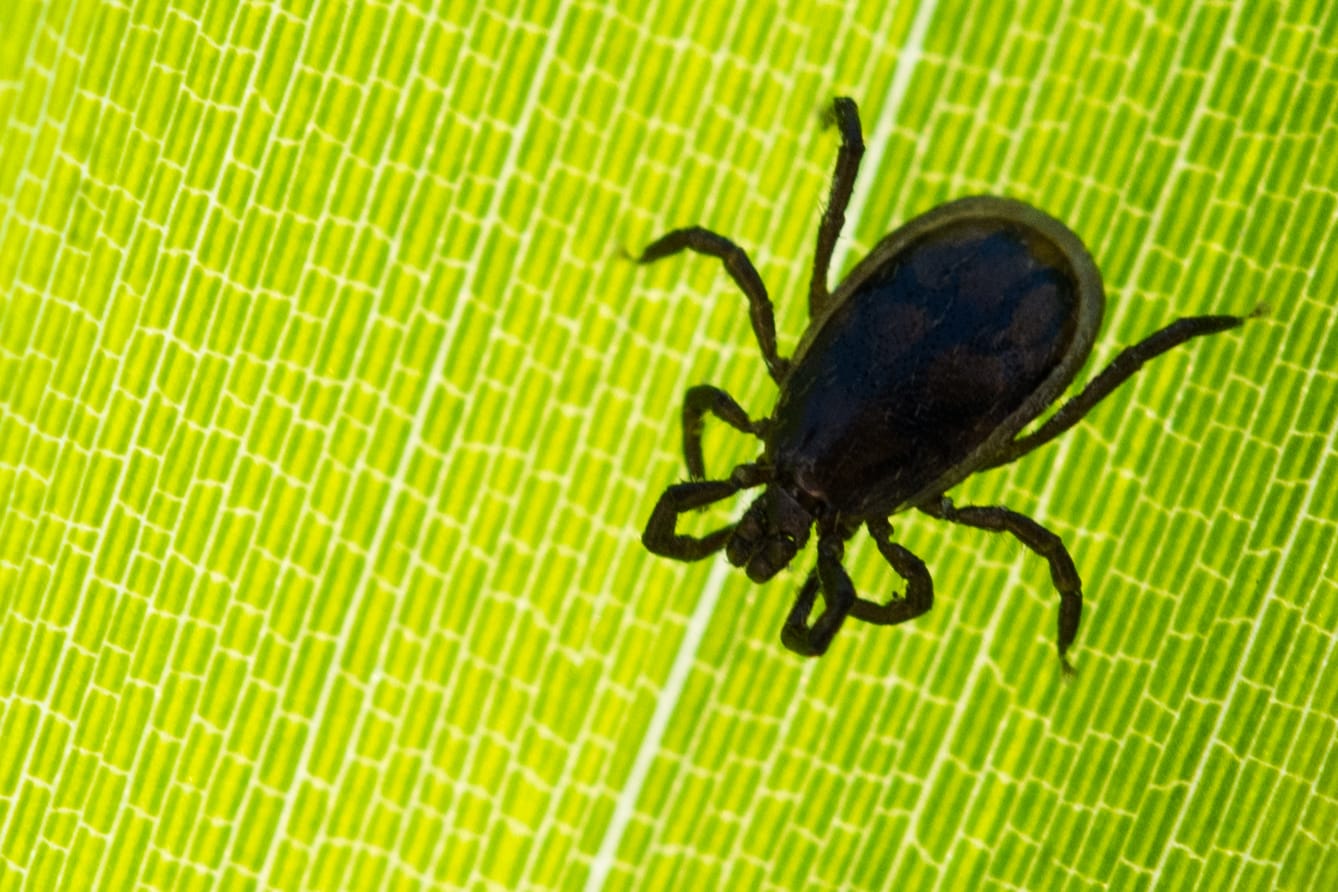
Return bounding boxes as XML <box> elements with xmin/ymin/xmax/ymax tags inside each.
<box><xmin>638</xmin><ymin>97</ymin><xmax>1250</xmax><ymax>671</ymax></box>
<box><xmin>772</xmin><ymin>209</ymin><xmax>1097</xmax><ymax>516</ymax></box>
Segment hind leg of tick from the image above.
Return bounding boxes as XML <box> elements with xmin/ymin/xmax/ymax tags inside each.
<box><xmin>984</xmin><ymin>313</ymin><xmax>1257</xmax><ymax>471</ymax></box>
<box><xmin>920</xmin><ymin>497</ymin><xmax>1083</xmax><ymax>676</ymax></box>
<box><xmin>808</xmin><ymin>96</ymin><xmax>865</xmax><ymax>319</ymax></box>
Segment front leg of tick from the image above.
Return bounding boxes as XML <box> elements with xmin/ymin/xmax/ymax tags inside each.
<box><xmin>781</xmin><ymin>532</ymin><xmax>857</xmax><ymax>657</ymax></box>
<box><xmin>635</xmin><ymin>228</ymin><xmax>790</xmax><ymax>383</ymax></box>
<box><xmin>681</xmin><ymin>385</ymin><xmax>766</xmax><ymax>480</ymax></box>
<box><xmin>847</xmin><ymin>517</ymin><xmax>934</xmax><ymax>625</ymax></box>
<box><xmin>921</xmin><ymin>498</ymin><xmax>1082</xmax><ymax>675</ymax></box>
<box><xmin>643</xmin><ymin>464</ymin><xmax>767</xmax><ymax>561</ymax></box>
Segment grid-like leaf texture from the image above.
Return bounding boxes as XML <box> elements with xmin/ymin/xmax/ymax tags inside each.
<box><xmin>2</xmin><ymin>1</ymin><xmax>1335</xmax><ymax>890</ymax></box>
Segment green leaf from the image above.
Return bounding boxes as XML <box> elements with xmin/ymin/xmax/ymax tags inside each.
<box><xmin>2</xmin><ymin>1</ymin><xmax>1335</xmax><ymax>889</ymax></box>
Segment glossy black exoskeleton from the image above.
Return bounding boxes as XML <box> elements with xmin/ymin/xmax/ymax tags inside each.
<box><xmin>637</xmin><ymin>97</ymin><xmax>1250</xmax><ymax>671</ymax></box>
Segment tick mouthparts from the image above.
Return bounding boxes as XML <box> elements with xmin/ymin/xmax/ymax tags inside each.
<box><xmin>745</xmin><ymin>557</ymin><xmax>778</xmax><ymax>583</ymax></box>
<box><xmin>746</xmin><ymin>539</ymin><xmax>794</xmax><ymax>583</ymax></box>
<box><xmin>725</xmin><ymin>534</ymin><xmax>754</xmax><ymax>568</ymax></box>
<box><xmin>726</xmin><ymin>520</ymin><xmax>797</xmax><ymax>582</ymax></box>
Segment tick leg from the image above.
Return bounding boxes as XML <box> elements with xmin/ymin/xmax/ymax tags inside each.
<box><xmin>987</xmin><ymin>313</ymin><xmax>1251</xmax><ymax>469</ymax></box>
<box><xmin>637</xmin><ymin>228</ymin><xmax>789</xmax><ymax>383</ymax></box>
<box><xmin>781</xmin><ymin>533</ymin><xmax>856</xmax><ymax>657</ymax></box>
<box><xmin>682</xmin><ymin>385</ymin><xmax>765</xmax><ymax>480</ymax></box>
<box><xmin>808</xmin><ymin>96</ymin><xmax>865</xmax><ymax>319</ymax></box>
<box><xmin>849</xmin><ymin>517</ymin><xmax>934</xmax><ymax>625</ymax></box>
<box><xmin>921</xmin><ymin>498</ymin><xmax>1081</xmax><ymax>675</ymax></box>
<box><xmin>643</xmin><ymin>464</ymin><xmax>767</xmax><ymax>561</ymax></box>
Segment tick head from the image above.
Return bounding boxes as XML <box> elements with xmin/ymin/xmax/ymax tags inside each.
<box><xmin>727</xmin><ymin>485</ymin><xmax>814</xmax><ymax>582</ymax></box>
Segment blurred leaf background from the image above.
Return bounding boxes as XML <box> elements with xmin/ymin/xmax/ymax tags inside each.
<box><xmin>2</xmin><ymin>0</ymin><xmax>1336</xmax><ymax>889</ymax></box>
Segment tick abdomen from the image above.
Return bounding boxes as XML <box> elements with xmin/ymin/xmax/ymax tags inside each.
<box><xmin>771</xmin><ymin>220</ymin><xmax>1082</xmax><ymax>515</ymax></box>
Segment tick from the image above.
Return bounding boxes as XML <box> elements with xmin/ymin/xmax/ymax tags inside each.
<box><xmin>636</xmin><ymin>97</ymin><xmax>1251</xmax><ymax>672</ymax></box>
